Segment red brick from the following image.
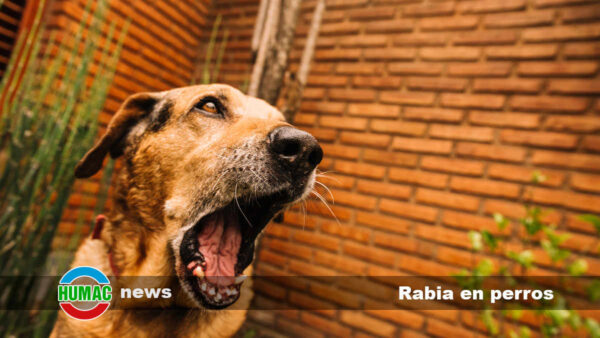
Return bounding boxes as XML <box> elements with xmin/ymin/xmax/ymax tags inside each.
<box><xmin>564</xmin><ymin>42</ymin><xmax>600</xmax><ymax>58</ymax></box>
<box><xmin>451</xmin><ymin>176</ymin><xmax>521</xmax><ymax>198</ymax></box>
<box><xmin>453</xmin><ymin>30</ymin><xmax>519</xmax><ymax>45</ymax></box>
<box><xmin>421</xmin><ymin>156</ymin><xmax>485</xmax><ymax>176</ymax></box>
<box><xmin>380</xmin><ymin>91</ymin><xmax>436</xmax><ymax>106</ymax></box>
<box><xmin>340</xmin><ymin>311</ymin><xmax>397</xmax><ymax>337</ymax></box>
<box><xmin>294</xmin><ymin>113</ymin><xmax>317</xmax><ymax>125</ymax></box>
<box><xmin>348</xmin><ymin>103</ymin><xmax>399</xmax><ymax>118</ymax></box>
<box><xmin>430</xmin><ymin>124</ymin><xmax>494</xmax><ymax>142</ymax></box>
<box><xmin>441</xmin><ymin>93</ymin><xmax>505</xmax><ymax>109</ymax></box>
<box><xmin>404</xmin><ymin>107</ymin><xmax>464</xmax><ymax>123</ymax></box>
<box><xmin>339</xmin><ymin>35</ymin><xmax>388</xmax><ymax>47</ymax></box>
<box><xmin>394</xmin><ymin>33</ymin><xmax>448</xmax><ymax>46</ymax></box>
<box><xmin>546</xmin><ymin>115</ymin><xmax>600</xmax><ymax>132</ymax></box>
<box><xmin>535</xmin><ymin>0</ymin><xmax>591</xmax><ymax>7</ymax></box>
<box><xmin>301</xmin><ymin>312</ymin><xmax>352</xmax><ymax>337</ymax></box>
<box><xmin>527</xmin><ymin>187</ymin><xmax>600</xmax><ymax>213</ymax></box>
<box><xmin>371</xmin><ymin>120</ymin><xmax>427</xmax><ymax>136</ymax></box>
<box><xmin>301</xmin><ymin>101</ymin><xmax>345</xmax><ymax>115</ymax></box>
<box><xmin>293</xmin><ymin>231</ymin><xmax>340</xmax><ymax>252</ymax></box>
<box><xmin>356</xmin><ymin>211</ymin><xmax>412</xmax><ymax>234</ymax></box>
<box><xmin>511</xmin><ymin>95</ymin><xmax>589</xmax><ymax>113</ymax></box>
<box><xmin>342</xmin><ymin>241</ymin><xmax>397</xmax><ymax>266</ymax></box>
<box><xmin>365</xmin><ymin>19</ymin><xmax>415</xmax><ymax>33</ymax></box>
<box><xmin>442</xmin><ymin>210</ymin><xmax>505</xmax><ymax>235</ymax></box>
<box><xmin>314</xmin><ymin>49</ymin><xmax>361</xmax><ymax>61</ymax></box>
<box><xmin>283</xmin><ymin>211</ymin><xmax>318</xmax><ymax>229</ymax></box>
<box><xmin>357</xmin><ymin>179</ymin><xmax>411</xmax><ymax>199</ymax></box>
<box><xmin>416</xmin><ymin>223</ymin><xmax>472</xmax><ymax>249</ymax></box>
<box><xmin>320</xmin><ymin>22</ymin><xmax>362</xmax><ymax>35</ymax></box>
<box><xmin>364</xmin><ymin>47</ymin><xmax>417</xmax><ymax>60</ymax></box>
<box><xmin>320</xmin><ymin>116</ymin><xmax>367</xmax><ymax>130</ymax></box>
<box><xmin>500</xmin><ymin>129</ymin><xmax>578</xmax><ymax>149</ymax></box>
<box><xmin>473</xmin><ymin>78</ymin><xmax>543</xmax><ymax>93</ymax></box>
<box><xmin>265</xmin><ymin>238</ymin><xmax>312</xmax><ymax>260</ymax></box>
<box><xmin>548</xmin><ymin>79</ymin><xmax>600</xmax><ymax>94</ymax></box>
<box><xmin>420</xmin><ymin>16</ymin><xmax>479</xmax><ymax>31</ymax></box>
<box><xmin>407</xmin><ymin>77</ymin><xmax>468</xmax><ymax>92</ymax></box>
<box><xmin>337</xmin><ymin>62</ymin><xmax>385</xmax><ymax>75</ymax></box>
<box><xmin>352</xmin><ymin>76</ymin><xmax>403</xmax><ymax>89</ymax></box>
<box><xmin>517</xmin><ymin>61</ymin><xmax>599</xmax><ymax>76</ymax></box>
<box><xmin>321</xmin><ymin>143</ymin><xmax>361</xmax><ymax>160</ymax></box>
<box><xmin>307</xmin><ymin>75</ymin><xmax>348</xmax><ymax>87</ymax></box>
<box><xmin>259</xmin><ymin>249</ymin><xmax>288</xmax><ymax>268</ymax></box>
<box><xmin>389</xmin><ymin>62</ymin><xmax>444</xmax><ymax>75</ymax></box>
<box><xmin>288</xmin><ymin>258</ymin><xmax>337</xmax><ymax>276</ymax></box>
<box><xmin>347</xmin><ymin>6</ymin><xmax>396</xmax><ymax>20</ymax></box>
<box><xmin>571</xmin><ymin>173</ymin><xmax>600</xmax><ymax>193</ymax></box>
<box><xmin>486</xmin><ymin>45</ymin><xmax>557</xmax><ymax>59</ymax></box>
<box><xmin>392</xmin><ymin>137</ymin><xmax>453</xmax><ymax>154</ymax></box>
<box><xmin>404</xmin><ymin>2</ymin><xmax>455</xmax><ymax>17</ymax></box>
<box><xmin>321</xmin><ymin>221</ymin><xmax>372</xmax><ymax>244</ymax></box>
<box><xmin>488</xmin><ymin>164</ymin><xmax>565</xmax><ymax>187</ymax></box>
<box><xmin>365</xmin><ymin>308</ymin><xmax>425</xmax><ymax>330</ymax></box>
<box><xmin>314</xmin><ymin>250</ymin><xmax>368</xmax><ymax>273</ymax></box>
<box><xmin>532</xmin><ymin>150</ymin><xmax>600</xmax><ymax>171</ymax></box>
<box><xmin>329</xmin><ymin>88</ymin><xmax>376</xmax><ymax>102</ymax></box>
<box><xmin>265</xmin><ymin>224</ymin><xmax>292</xmax><ymax>239</ymax></box>
<box><xmin>427</xmin><ymin>318</ymin><xmax>477</xmax><ymax>338</ymax></box>
<box><xmin>470</xmin><ymin>111</ymin><xmax>540</xmax><ymax>129</ymax></box>
<box><xmin>583</xmin><ymin>135</ymin><xmax>600</xmax><ymax>152</ymax></box>
<box><xmin>340</xmin><ymin>131</ymin><xmax>391</xmax><ymax>148</ymax></box>
<box><xmin>421</xmin><ymin>47</ymin><xmax>480</xmax><ymax>61</ymax></box>
<box><xmin>447</xmin><ymin>62</ymin><xmax>512</xmax><ymax>77</ymax></box>
<box><xmin>416</xmin><ymin>188</ymin><xmax>480</xmax><ymax>211</ymax></box>
<box><xmin>302</xmin><ymin>127</ymin><xmax>337</xmax><ymax>142</ymax></box>
<box><xmin>380</xmin><ymin>199</ymin><xmax>439</xmax><ymax>223</ymax></box>
<box><xmin>484</xmin><ymin>10</ymin><xmax>555</xmax><ymax>28</ymax></box>
<box><xmin>523</xmin><ymin>24</ymin><xmax>600</xmax><ymax>42</ymax></box>
<box><xmin>363</xmin><ymin>149</ymin><xmax>419</xmax><ymax>167</ymax></box>
<box><xmin>335</xmin><ymin>160</ymin><xmax>386</xmax><ymax>179</ymax></box>
<box><xmin>328</xmin><ymin>189</ymin><xmax>378</xmax><ymax>210</ymax></box>
<box><xmin>380</xmin><ymin>237</ymin><xmax>421</xmax><ymax>262</ymax></box>
<box><xmin>389</xmin><ymin>167</ymin><xmax>448</xmax><ymax>189</ymax></box>
<box><xmin>561</xmin><ymin>4</ymin><xmax>600</xmax><ymax>22</ymax></box>
<box><xmin>458</xmin><ymin>0</ymin><xmax>526</xmax><ymax>14</ymax></box>
<box><xmin>399</xmin><ymin>254</ymin><xmax>455</xmax><ymax>275</ymax></box>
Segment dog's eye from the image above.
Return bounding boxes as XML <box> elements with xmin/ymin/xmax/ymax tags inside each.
<box><xmin>193</xmin><ymin>99</ymin><xmax>222</xmax><ymax>117</ymax></box>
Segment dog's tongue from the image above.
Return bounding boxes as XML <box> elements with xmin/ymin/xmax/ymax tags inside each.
<box><xmin>198</xmin><ymin>208</ymin><xmax>241</xmax><ymax>285</ymax></box>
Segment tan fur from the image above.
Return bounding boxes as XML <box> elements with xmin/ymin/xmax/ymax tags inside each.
<box><xmin>51</xmin><ymin>85</ymin><xmax>297</xmax><ymax>337</ymax></box>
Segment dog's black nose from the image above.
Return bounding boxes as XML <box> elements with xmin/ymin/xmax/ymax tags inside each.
<box><xmin>269</xmin><ymin>126</ymin><xmax>322</xmax><ymax>173</ymax></box>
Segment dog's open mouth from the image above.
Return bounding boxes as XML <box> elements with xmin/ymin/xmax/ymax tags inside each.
<box><xmin>179</xmin><ymin>190</ymin><xmax>288</xmax><ymax>309</ymax></box>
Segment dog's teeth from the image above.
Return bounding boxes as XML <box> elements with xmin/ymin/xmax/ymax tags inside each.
<box><xmin>201</xmin><ymin>282</ymin><xmax>207</xmax><ymax>291</ymax></box>
<box><xmin>234</xmin><ymin>275</ymin><xmax>247</xmax><ymax>284</ymax></box>
<box><xmin>215</xmin><ymin>293</ymin><xmax>222</xmax><ymax>301</ymax></box>
<box><xmin>231</xmin><ymin>288</ymin><xmax>238</xmax><ymax>296</ymax></box>
<box><xmin>225</xmin><ymin>288</ymin><xmax>232</xmax><ymax>296</ymax></box>
<box><xmin>209</xmin><ymin>287</ymin><xmax>216</xmax><ymax>296</ymax></box>
<box><xmin>193</xmin><ymin>266</ymin><xmax>204</xmax><ymax>278</ymax></box>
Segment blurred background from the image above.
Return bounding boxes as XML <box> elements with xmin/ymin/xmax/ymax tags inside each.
<box><xmin>1</xmin><ymin>0</ymin><xmax>599</xmax><ymax>337</ymax></box>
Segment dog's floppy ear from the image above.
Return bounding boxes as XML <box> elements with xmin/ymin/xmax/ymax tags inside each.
<box><xmin>74</xmin><ymin>92</ymin><xmax>162</xmax><ymax>178</ymax></box>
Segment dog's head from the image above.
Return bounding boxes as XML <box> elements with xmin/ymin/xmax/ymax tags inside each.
<box><xmin>75</xmin><ymin>84</ymin><xmax>322</xmax><ymax>309</ymax></box>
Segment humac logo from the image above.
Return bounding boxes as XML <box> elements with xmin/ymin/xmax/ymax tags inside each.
<box><xmin>58</xmin><ymin>266</ymin><xmax>112</xmax><ymax>320</ymax></box>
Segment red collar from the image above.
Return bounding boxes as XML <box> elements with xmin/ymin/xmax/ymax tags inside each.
<box><xmin>92</xmin><ymin>214</ymin><xmax>120</xmax><ymax>277</ymax></box>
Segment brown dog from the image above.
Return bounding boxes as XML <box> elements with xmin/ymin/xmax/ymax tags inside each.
<box><xmin>50</xmin><ymin>84</ymin><xmax>322</xmax><ymax>337</ymax></box>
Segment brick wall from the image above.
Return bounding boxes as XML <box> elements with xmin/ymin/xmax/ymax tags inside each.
<box><xmin>208</xmin><ymin>0</ymin><xmax>600</xmax><ymax>336</ymax></box>
<box><xmin>49</xmin><ymin>0</ymin><xmax>211</xmax><ymax>246</ymax></box>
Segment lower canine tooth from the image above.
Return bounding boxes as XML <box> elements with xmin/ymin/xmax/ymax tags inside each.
<box><xmin>193</xmin><ymin>266</ymin><xmax>204</xmax><ymax>278</ymax></box>
<box><xmin>231</xmin><ymin>289</ymin><xmax>238</xmax><ymax>295</ymax></box>
<box><xmin>234</xmin><ymin>275</ymin><xmax>247</xmax><ymax>284</ymax></box>
<box><xmin>215</xmin><ymin>293</ymin><xmax>222</xmax><ymax>301</ymax></box>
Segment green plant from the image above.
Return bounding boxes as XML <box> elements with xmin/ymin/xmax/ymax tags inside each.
<box><xmin>454</xmin><ymin>171</ymin><xmax>600</xmax><ymax>337</ymax></box>
<box><xmin>192</xmin><ymin>14</ymin><xmax>229</xmax><ymax>85</ymax></box>
<box><xmin>0</xmin><ymin>0</ymin><xmax>128</xmax><ymax>335</ymax></box>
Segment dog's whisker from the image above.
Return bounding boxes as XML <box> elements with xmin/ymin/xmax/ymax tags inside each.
<box><xmin>235</xmin><ymin>183</ymin><xmax>253</xmax><ymax>228</ymax></box>
<box><xmin>310</xmin><ymin>190</ymin><xmax>340</xmax><ymax>226</ymax></box>
<box><xmin>314</xmin><ymin>180</ymin><xmax>334</xmax><ymax>204</ymax></box>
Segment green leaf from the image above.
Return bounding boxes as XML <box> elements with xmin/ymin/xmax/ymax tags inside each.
<box><xmin>585</xmin><ymin>318</ymin><xmax>600</xmax><ymax>338</ymax></box>
<box><xmin>567</xmin><ymin>259</ymin><xmax>588</xmax><ymax>276</ymax></box>
<box><xmin>532</xmin><ymin>170</ymin><xmax>547</xmax><ymax>184</ymax></box>
<box><xmin>543</xmin><ymin>227</ymin><xmax>570</xmax><ymax>246</ymax></box>
<box><xmin>579</xmin><ymin>214</ymin><xmax>600</xmax><ymax>235</ymax></box>
<box><xmin>468</xmin><ymin>231</ymin><xmax>483</xmax><ymax>252</ymax></box>
<box><xmin>493</xmin><ymin>213</ymin><xmax>509</xmax><ymax>230</ymax></box>
<box><xmin>481</xmin><ymin>230</ymin><xmax>498</xmax><ymax>251</ymax></box>
<box><xmin>587</xmin><ymin>280</ymin><xmax>600</xmax><ymax>301</ymax></box>
<box><xmin>508</xmin><ymin>250</ymin><xmax>534</xmax><ymax>268</ymax></box>
<box><xmin>475</xmin><ymin>259</ymin><xmax>494</xmax><ymax>277</ymax></box>
<box><xmin>541</xmin><ymin>239</ymin><xmax>570</xmax><ymax>263</ymax></box>
<box><xmin>481</xmin><ymin>309</ymin><xmax>498</xmax><ymax>335</ymax></box>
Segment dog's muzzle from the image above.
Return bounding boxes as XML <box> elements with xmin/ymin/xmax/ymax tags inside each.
<box><xmin>268</xmin><ymin>126</ymin><xmax>323</xmax><ymax>177</ymax></box>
